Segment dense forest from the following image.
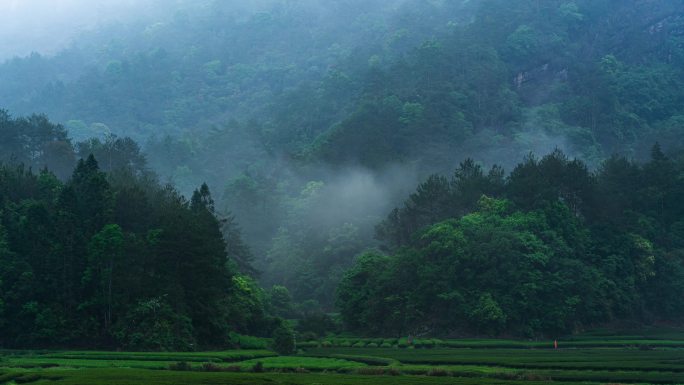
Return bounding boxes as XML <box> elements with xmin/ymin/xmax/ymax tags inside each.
<box><xmin>1</xmin><ymin>0</ymin><xmax>684</xmax><ymax>346</ymax></box>
<box><xmin>0</xmin><ymin>113</ymin><xmax>284</xmax><ymax>349</ymax></box>
<box><xmin>340</xmin><ymin>147</ymin><xmax>684</xmax><ymax>336</ymax></box>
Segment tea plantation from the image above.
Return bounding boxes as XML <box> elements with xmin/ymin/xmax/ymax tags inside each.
<box><xmin>2</xmin><ymin>331</ymin><xmax>684</xmax><ymax>384</ymax></box>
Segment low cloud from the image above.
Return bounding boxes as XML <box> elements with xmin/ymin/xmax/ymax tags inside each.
<box><xmin>0</xmin><ymin>0</ymin><xmax>161</xmax><ymax>60</ymax></box>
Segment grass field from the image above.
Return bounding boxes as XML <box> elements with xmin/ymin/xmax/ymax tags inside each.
<box><xmin>2</xmin><ymin>331</ymin><xmax>684</xmax><ymax>384</ymax></box>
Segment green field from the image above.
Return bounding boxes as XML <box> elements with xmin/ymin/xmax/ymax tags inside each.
<box><xmin>2</xmin><ymin>332</ymin><xmax>684</xmax><ymax>384</ymax></box>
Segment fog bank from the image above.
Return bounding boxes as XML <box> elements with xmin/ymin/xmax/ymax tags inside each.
<box><xmin>0</xmin><ymin>0</ymin><xmax>161</xmax><ymax>60</ymax></box>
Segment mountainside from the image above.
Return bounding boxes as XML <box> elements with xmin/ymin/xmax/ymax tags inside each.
<box><xmin>2</xmin><ymin>1</ymin><xmax>683</xmax><ymax>165</ymax></box>
<box><xmin>1</xmin><ymin>0</ymin><xmax>684</xmax><ymax>326</ymax></box>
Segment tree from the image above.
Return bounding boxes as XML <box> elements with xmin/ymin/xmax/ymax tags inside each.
<box><xmin>340</xmin><ymin>196</ymin><xmax>609</xmax><ymax>336</ymax></box>
<box><xmin>271</xmin><ymin>322</ymin><xmax>295</xmax><ymax>355</ymax></box>
<box><xmin>0</xmin><ymin>132</ymin><xmax>272</xmax><ymax>349</ymax></box>
<box><xmin>69</xmin><ymin>155</ymin><xmax>112</xmax><ymax>234</ymax></box>
<box><xmin>268</xmin><ymin>285</ymin><xmax>295</xmax><ymax>318</ymax></box>
<box><xmin>84</xmin><ymin>224</ymin><xmax>124</xmax><ymax>333</ymax></box>
<box><xmin>0</xmin><ymin>226</ymin><xmax>13</xmax><ymax>344</ymax></box>
<box><xmin>113</xmin><ymin>297</ymin><xmax>195</xmax><ymax>351</ymax></box>
<box><xmin>77</xmin><ymin>136</ymin><xmax>147</xmax><ymax>175</ymax></box>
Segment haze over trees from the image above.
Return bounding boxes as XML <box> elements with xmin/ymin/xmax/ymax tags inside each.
<box><xmin>341</xmin><ymin>148</ymin><xmax>684</xmax><ymax>336</ymax></box>
<box><xmin>0</xmin><ymin>0</ymin><xmax>684</xmax><ymax>346</ymax></box>
<box><xmin>0</xmin><ymin>119</ymin><xmax>277</xmax><ymax>348</ymax></box>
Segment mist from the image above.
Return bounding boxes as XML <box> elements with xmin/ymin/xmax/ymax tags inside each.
<box><xmin>1</xmin><ymin>0</ymin><xmax>684</xmax><ymax>363</ymax></box>
<box><xmin>0</xmin><ymin>0</ymin><xmax>397</xmax><ymax>62</ymax></box>
<box><xmin>1</xmin><ymin>0</ymin><xmax>683</xmax><ymax>320</ymax></box>
<box><xmin>0</xmin><ymin>0</ymin><xmax>164</xmax><ymax>60</ymax></box>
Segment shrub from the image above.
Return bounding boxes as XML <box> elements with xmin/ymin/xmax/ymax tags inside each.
<box><xmin>367</xmin><ymin>342</ymin><xmax>379</xmax><ymax>348</ymax></box>
<box><xmin>489</xmin><ymin>372</ymin><xmax>519</xmax><ymax>381</ymax></box>
<box><xmin>114</xmin><ymin>297</ymin><xmax>196</xmax><ymax>351</ymax></box>
<box><xmin>297</xmin><ymin>312</ymin><xmax>340</xmax><ymax>336</ymax></box>
<box><xmin>251</xmin><ymin>362</ymin><xmax>264</xmax><ymax>373</ymax></box>
<box><xmin>14</xmin><ymin>374</ymin><xmax>41</xmax><ymax>384</ymax></box>
<box><xmin>271</xmin><ymin>323</ymin><xmax>295</xmax><ymax>355</ymax></box>
<box><xmin>414</xmin><ymin>340</ymin><xmax>435</xmax><ymax>349</ymax></box>
<box><xmin>333</xmin><ymin>338</ymin><xmax>351</xmax><ymax>346</ymax></box>
<box><xmin>297</xmin><ymin>341</ymin><xmax>319</xmax><ymax>348</ymax></box>
<box><xmin>427</xmin><ymin>368</ymin><xmax>449</xmax><ymax>376</ymax></box>
<box><xmin>0</xmin><ymin>374</ymin><xmax>15</xmax><ymax>384</ymax></box>
<box><xmin>228</xmin><ymin>332</ymin><xmax>270</xmax><ymax>349</ymax></box>
<box><xmin>356</xmin><ymin>367</ymin><xmax>385</xmax><ymax>375</ymax></box>
<box><xmin>520</xmin><ymin>373</ymin><xmax>551</xmax><ymax>381</ymax></box>
<box><xmin>380</xmin><ymin>342</ymin><xmax>393</xmax><ymax>348</ymax></box>
<box><xmin>356</xmin><ymin>367</ymin><xmax>401</xmax><ymax>376</ymax></box>
<box><xmin>169</xmin><ymin>361</ymin><xmax>192</xmax><ymax>371</ymax></box>
<box><xmin>202</xmin><ymin>362</ymin><xmax>221</xmax><ymax>372</ymax></box>
<box><xmin>298</xmin><ymin>331</ymin><xmax>318</xmax><ymax>341</ymax></box>
<box><xmin>352</xmin><ymin>341</ymin><xmax>366</xmax><ymax>347</ymax></box>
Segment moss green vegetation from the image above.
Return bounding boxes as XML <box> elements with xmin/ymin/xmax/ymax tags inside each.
<box><xmin>2</xmin><ymin>335</ymin><xmax>684</xmax><ymax>384</ymax></box>
<box><xmin>38</xmin><ymin>350</ymin><xmax>276</xmax><ymax>362</ymax></box>
<box><xmin>307</xmin><ymin>347</ymin><xmax>684</xmax><ymax>371</ymax></box>
<box><xmin>1</xmin><ymin>5</ymin><xmax>684</xmax><ymax>385</ymax></box>
<box><xmin>1</xmin><ymin>350</ymin><xmax>276</xmax><ymax>370</ymax></box>
<box><xmin>233</xmin><ymin>356</ymin><xmax>366</xmax><ymax>371</ymax></box>
<box><xmin>5</xmin><ymin>10</ymin><xmax>684</xmax><ymax>344</ymax></box>
<box><xmin>302</xmin><ymin>328</ymin><xmax>684</xmax><ymax>350</ymax></box>
<box><xmin>339</xmin><ymin>149</ymin><xmax>684</xmax><ymax>337</ymax></box>
<box><xmin>0</xmin><ymin>368</ymin><xmax>579</xmax><ymax>385</ymax></box>
<box><xmin>3</xmin><ymin>1</ymin><xmax>684</xmax><ymax>323</ymax></box>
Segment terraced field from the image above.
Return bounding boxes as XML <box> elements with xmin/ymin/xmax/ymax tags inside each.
<box><xmin>2</xmin><ymin>331</ymin><xmax>684</xmax><ymax>384</ymax></box>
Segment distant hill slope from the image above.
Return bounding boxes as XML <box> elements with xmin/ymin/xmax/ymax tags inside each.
<box><xmin>2</xmin><ymin>0</ymin><xmax>684</xmax><ymax>309</ymax></box>
<box><xmin>1</xmin><ymin>0</ymin><xmax>682</xmax><ymax>174</ymax></box>
<box><xmin>0</xmin><ymin>0</ymin><xmax>471</xmax><ymax>143</ymax></box>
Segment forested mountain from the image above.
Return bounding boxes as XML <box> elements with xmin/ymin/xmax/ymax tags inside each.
<box><xmin>0</xmin><ymin>0</ymin><xmax>468</xmax><ymax>142</ymax></box>
<box><xmin>4</xmin><ymin>1</ymin><xmax>683</xmax><ymax>167</ymax></box>
<box><xmin>1</xmin><ymin>0</ymin><xmax>684</xmax><ymax>341</ymax></box>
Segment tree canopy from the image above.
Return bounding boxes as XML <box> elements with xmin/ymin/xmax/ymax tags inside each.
<box><xmin>339</xmin><ymin>149</ymin><xmax>684</xmax><ymax>336</ymax></box>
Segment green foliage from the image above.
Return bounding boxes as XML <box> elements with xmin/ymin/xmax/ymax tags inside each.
<box><xmin>5</xmin><ymin>338</ymin><xmax>684</xmax><ymax>384</ymax></box>
<box><xmin>259</xmin><ymin>179</ymin><xmax>375</xmax><ymax>308</ymax></box>
<box><xmin>267</xmin><ymin>285</ymin><xmax>295</xmax><ymax>319</ymax></box>
<box><xmin>228</xmin><ymin>333</ymin><xmax>270</xmax><ymax>350</ymax></box>
<box><xmin>235</xmin><ymin>356</ymin><xmax>366</xmax><ymax>371</ymax></box>
<box><xmin>6</xmin><ymin>0</ymin><xmax>682</xmax><ymax>315</ymax></box>
<box><xmin>0</xmin><ymin>134</ymin><xmax>269</xmax><ymax>349</ymax></box>
<box><xmin>342</xmin><ymin>149</ymin><xmax>684</xmax><ymax>336</ymax></box>
<box><xmin>83</xmin><ymin>224</ymin><xmax>124</xmax><ymax>334</ymax></box>
<box><xmin>469</xmin><ymin>294</ymin><xmax>507</xmax><ymax>335</ymax></box>
<box><xmin>271</xmin><ymin>324</ymin><xmax>295</xmax><ymax>355</ymax></box>
<box><xmin>0</xmin><ymin>110</ymin><xmax>74</xmax><ymax>179</ymax></box>
<box><xmin>113</xmin><ymin>297</ymin><xmax>195</xmax><ymax>351</ymax></box>
<box><xmin>2</xmin><ymin>0</ymin><xmax>684</xmax><ymax>346</ymax></box>
<box><xmin>168</xmin><ymin>361</ymin><xmax>192</xmax><ymax>371</ymax></box>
